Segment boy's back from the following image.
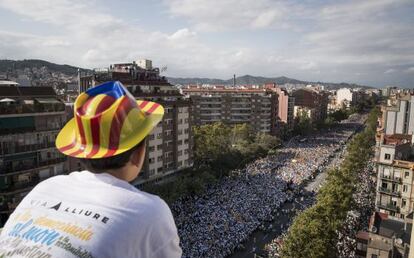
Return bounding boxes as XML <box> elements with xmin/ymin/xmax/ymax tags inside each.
<box><xmin>0</xmin><ymin>171</ymin><xmax>182</xmax><ymax>258</ymax></box>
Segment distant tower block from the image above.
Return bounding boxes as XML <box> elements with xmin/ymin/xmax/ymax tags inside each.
<box><xmin>137</xmin><ymin>59</ymin><xmax>153</xmax><ymax>70</ymax></box>
<box><xmin>233</xmin><ymin>74</ymin><xmax>236</xmax><ymax>87</ymax></box>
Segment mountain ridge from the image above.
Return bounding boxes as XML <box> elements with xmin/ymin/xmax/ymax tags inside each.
<box><xmin>0</xmin><ymin>59</ymin><xmax>374</xmax><ymax>89</ymax></box>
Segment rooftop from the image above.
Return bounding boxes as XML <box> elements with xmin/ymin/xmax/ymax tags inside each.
<box><xmin>383</xmin><ymin>134</ymin><xmax>412</xmax><ymax>145</ymax></box>
<box><xmin>183</xmin><ymin>87</ymin><xmax>271</xmax><ymax>94</ymax></box>
<box><xmin>371</xmin><ymin>212</ymin><xmax>411</xmax><ymax>244</ymax></box>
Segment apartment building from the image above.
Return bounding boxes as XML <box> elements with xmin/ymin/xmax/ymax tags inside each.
<box><xmin>78</xmin><ymin>60</ymin><xmax>193</xmax><ymax>185</ymax></box>
<box><xmin>267</xmin><ymin>85</ymin><xmax>295</xmax><ymax>133</ymax></box>
<box><xmin>374</xmin><ymin>93</ymin><xmax>414</xmax><ymax>220</ymax></box>
<box><xmin>182</xmin><ymin>86</ymin><xmax>279</xmax><ymax>135</ymax></box>
<box><xmin>375</xmin><ymin>134</ymin><xmax>414</xmax><ymax>219</ymax></box>
<box><xmin>291</xmin><ymin>87</ymin><xmax>328</xmax><ymax>124</ymax></box>
<box><xmin>0</xmin><ymin>85</ymin><xmax>67</xmax><ymax>225</ymax></box>
<box><xmin>381</xmin><ymin>94</ymin><xmax>414</xmax><ymax>135</ymax></box>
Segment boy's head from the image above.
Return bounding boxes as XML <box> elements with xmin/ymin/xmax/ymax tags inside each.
<box><xmin>56</xmin><ymin>81</ymin><xmax>164</xmax><ymax>181</ymax></box>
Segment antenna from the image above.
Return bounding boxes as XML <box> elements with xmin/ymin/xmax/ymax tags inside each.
<box><xmin>161</xmin><ymin>66</ymin><xmax>168</xmax><ymax>73</ymax></box>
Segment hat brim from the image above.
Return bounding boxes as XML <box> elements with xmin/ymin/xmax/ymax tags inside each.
<box><xmin>56</xmin><ymin>100</ymin><xmax>164</xmax><ymax>159</ymax></box>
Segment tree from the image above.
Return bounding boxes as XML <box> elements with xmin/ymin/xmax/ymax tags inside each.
<box><xmin>280</xmin><ymin>107</ymin><xmax>379</xmax><ymax>258</ymax></box>
<box><xmin>294</xmin><ymin>110</ymin><xmax>313</xmax><ymax>135</ymax></box>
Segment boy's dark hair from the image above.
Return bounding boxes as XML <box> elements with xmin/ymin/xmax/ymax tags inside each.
<box><xmin>80</xmin><ymin>138</ymin><xmax>146</xmax><ymax>172</ymax></box>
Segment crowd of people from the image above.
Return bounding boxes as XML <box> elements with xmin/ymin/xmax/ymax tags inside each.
<box><xmin>336</xmin><ymin>160</ymin><xmax>376</xmax><ymax>258</ymax></box>
<box><xmin>171</xmin><ymin>114</ymin><xmax>366</xmax><ymax>258</ymax></box>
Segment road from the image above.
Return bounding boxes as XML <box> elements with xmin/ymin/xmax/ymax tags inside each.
<box><xmin>228</xmin><ymin>144</ymin><xmax>348</xmax><ymax>258</ymax></box>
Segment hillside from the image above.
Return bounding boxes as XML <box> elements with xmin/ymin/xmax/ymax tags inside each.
<box><xmin>0</xmin><ymin>59</ymin><xmax>82</xmax><ymax>75</ymax></box>
<box><xmin>0</xmin><ymin>59</ymin><xmax>373</xmax><ymax>90</ymax></box>
<box><xmin>167</xmin><ymin>75</ymin><xmax>373</xmax><ymax>90</ymax></box>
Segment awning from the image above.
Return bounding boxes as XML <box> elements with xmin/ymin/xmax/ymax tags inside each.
<box><xmin>35</xmin><ymin>98</ymin><xmax>61</xmax><ymax>104</ymax></box>
<box><xmin>0</xmin><ymin>98</ymin><xmax>16</xmax><ymax>102</ymax></box>
<box><xmin>24</xmin><ymin>100</ymin><xmax>34</xmax><ymax>105</ymax></box>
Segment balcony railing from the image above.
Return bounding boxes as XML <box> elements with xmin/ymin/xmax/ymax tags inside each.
<box><xmin>0</xmin><ymin>158</ymin><xmax>66</xmax><ymax>175</ymax></box>
<box><xmin>1</xmin><ymin>142</ymin><xmax>57</xmax><ymax>155</ymax></box>
<box><xmin>378</xmin><ymin>187</ymin><xmax>401</xmax><ymax>197</ymax></box>
<box><xmin>376</xmin><ymin>201</ymin><xmax>400</xmax><ymax>212</ymax></box>
<box><xmin>0</xmin><ymin>179</ymin><xmax>38</xmax><ymax>194</ymax></box>
<box><xmin>380</xmin><ymin>174</ymin><xmax>402</xmax><ymax>183</ymax></box>
<box><xmin>394</xmin><ymin>160</ymin><xmax>414</xmax><ymax>169</ymax></box>
<box><xmin>0</xmin><ymin>104</ymin><xmax>65</xmax><ymax>115</ymax></box>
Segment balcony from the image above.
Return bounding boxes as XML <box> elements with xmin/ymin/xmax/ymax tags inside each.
<box><xmin>380</xmin><ymin>174</ymin><xmax>402</xmax><ymax>183</ymax></box>
<box><xmin>394</xmin><ymin>160</ymin><xmax>414</xmax><ymax>169</ymax></box>
<box><xmin>1</xmin><ymin>142</ymin><xmax>57</xmax><ymax>156</ymax></box>
<box><xmin>376</xmin><ymin>202</ymin><xmax>400</xmax><ymax>213</ymax></box>
<box><xmin>378</xmin><ymin>187</ymin><xmax>401</xmax><ymax>197</ymax></box>
<box><xmin>0</xmin><ymin>103</ymin><xmax>65</xmax><ymax>116</ymax></box>
<box><xmin>0</xmin><ymin>158</ymin><xmax>66</xmax><ymax>175</ymax></box>
<box><xmin>0</xmin><ymin>178</ymin><xmax>38</xmax><ymax>194</ymax></box>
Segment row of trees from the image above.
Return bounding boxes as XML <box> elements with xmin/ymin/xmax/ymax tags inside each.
<box><xmin>293</xmin><ymin>95</ymin><xmax>378</xmax><ymax>136</ymax></box>
<box><xmin>279</xmin><ymin>107</ymin><xmax>380</xmax><ymax>258</ymax></box>
<box><xmin>144</xmin><ymin>123</ymin><xmax>280</xmax><ymax>203</ymax></box>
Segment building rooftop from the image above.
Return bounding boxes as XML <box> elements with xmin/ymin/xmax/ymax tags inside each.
<box><xmin>371</xmin><ymin>212</ymin><xmax>411</xmax><ymax>244</ymax></box>
<box><xmin>183</xmin><ymin>87</ymin><xmax>270</xmax><ymax>94</ymax></box>
<box><xmin>383</xmin><ymin>134</ymin><xmax>412</xmax><ymax>145</ymax></box>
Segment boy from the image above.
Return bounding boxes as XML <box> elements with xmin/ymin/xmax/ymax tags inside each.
<box><xmin>0</xmin><ymin>81</ymin><xmax>182</xmax><ymax>258</ymax></box>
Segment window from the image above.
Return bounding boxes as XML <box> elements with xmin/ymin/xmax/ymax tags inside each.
<box><xmin>157</xmin><ymin>144</ymin><xmax>163</xmax><ymax>150</ymax></box>
<box><xmin>157</xmin><ymin>167</ymin><xmax>163</xmax><ymax>173</ymax></box>
<box><xmin>148</xmin><ymin>146</ymin><xmax>155</xmax><ymax>152</ymax></box>
<box><xmin>405</xmin><ymin>171</ymin><xmax>410</xmax><ymax>178</ymax></box>
<box><xmin>157</xmin><ymin>156</ymin><xmax>163</xmax><ymax>162</ymax></box>
<box><xmin>402</xmin><ymin>199</ymin><xmax>406</xmax><ymax>207</ymax></box>
<box><xmin>149</xmin><ymin>134</ymin><xmax>155</xmax><ymax>140</ymax></box>
<box><xmin>177</xmin><ymin>150</ymin><xmax>182</xmax><ymax>156</ymax></box>
<box><xmin>371</xmin><ymin>255</ymin><xmax>378</xmax><ymax>258</ymax></box>
<box><xmin>149</xmin><ymin>158</ymin><xmax>155</xmax><ymax>164</ymax></box>
<box><xmin>177</xmin><ymin>140</ymin><xmax>183</xmax><ymax>145</ymax></box>
<box><xmin>403</xmin><ymin>185</ymin><xmax>408</xmax><ymax>192</ymax></box>
<box><xmin>149</xmin><ymin>169</ymin><xmax>155</xmax><ymax>176</ymax></box>
<box><xmin>157</xmin><ymin>133</ymin><xmax>162</xmax><ymax>139</ymax></box>
<box><xmin>385</xmin><ymin>154</ymin><xmax>391</xmax><ymax>160</ymax></box>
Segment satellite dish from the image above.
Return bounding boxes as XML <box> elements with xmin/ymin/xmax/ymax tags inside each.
<box><xmin>396</xmin><ymin>238</ymin><xmax>403</xmax><ymax>245</ymax></box>
<box><xmin>371</xmin><ymin>226</ymin><xmax>377</xmax><ymax>233</ymax></box>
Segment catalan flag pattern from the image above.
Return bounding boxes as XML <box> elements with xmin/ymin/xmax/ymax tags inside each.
<box><xmin>55</xmin><ymin>81</ymin><xmax>164</xmax><ymax>159</ymax></box>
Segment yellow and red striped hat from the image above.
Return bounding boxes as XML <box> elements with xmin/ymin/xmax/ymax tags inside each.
<box><xmin>56</xmin><ymin>81</ymin><xmax>164</xmax><ymax>159</ymax></box>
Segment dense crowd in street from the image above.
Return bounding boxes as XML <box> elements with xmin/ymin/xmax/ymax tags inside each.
<box><xmin>171</xmin><ymin>114</ymin><xmax>366</xmax><ymax>258</ymax></box>
<box><xmin>265</xmin><ymin>139</ymin><xmax>351</xmax><ymax>258</ymax></box>
<box><xmin>336</xmin><ymin>160</ymin><xmax>376</xmax><ymax>258</ymax></box>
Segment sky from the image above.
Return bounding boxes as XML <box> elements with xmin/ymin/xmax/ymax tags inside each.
<box><xmin>0</xmin><ymin>0</ymin><xmax>413</xmax><ymax>88</ymax></box>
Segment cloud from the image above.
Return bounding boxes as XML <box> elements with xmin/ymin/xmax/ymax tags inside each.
<box><xmin>404</xmin><ymin>67</ymin><xmax>414</xmax><ymax>74</ymax></box>
<box><xmin>384</xmin><ymin>69</ymin><xmax>396</xmax><ymax>74</ymax></box>
<box><xmin>164</xmin><ymin>0</ymin><xmax>292</xmax><ymax>31</ymax></box>
<box><xmin>0</xmin><ymin>0</ymin><xmax>413</xmax><ymax>87</ymax></box>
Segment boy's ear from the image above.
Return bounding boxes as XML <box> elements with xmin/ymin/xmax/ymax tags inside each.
<box><xmin>131</xmin><ymin>141</ymin><xmax>146</xmax><ymax>166</ymax></box>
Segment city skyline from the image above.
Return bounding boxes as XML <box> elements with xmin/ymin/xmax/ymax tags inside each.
<box><xmin>0</xmin><ymin>0</ymin><xmax>413</xmax><ymax>88</ymax></box>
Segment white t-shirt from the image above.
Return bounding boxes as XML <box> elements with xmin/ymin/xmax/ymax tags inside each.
<box><xmin>0</xmin><ymin>171</ymin><xmax>182</xmax><ymax>258</ymax></box>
